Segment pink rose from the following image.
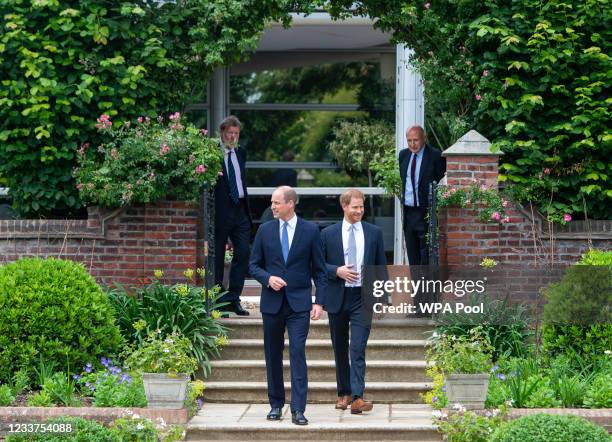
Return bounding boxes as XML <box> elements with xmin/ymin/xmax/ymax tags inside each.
<box><xmin>491</xmin><ymin>211</ymin><xmax>501</xmax><ymax>221</ymax></box>
<box><xmin>424</xmin><ymin>2</ymin><xmax>431</xmax><ymax>9</ymax></box>
<box><xmin>159</xmin><ymin>143</ymin><xmax>170</xmax><ymax>156</ymax></box>
<box><xmin>169</xmin><ymin>112</ymin><xmax>181</xmax><ymax>121</ymax></box>
<box><xmin>137</xmin><ymin>117</ymin><xmax>144</xmax><ymax>124</ymax></box>
<box><xmin>503</xmin><ymin>216</ymin><xmax>510</xmax><ymax>223</ymax></box>
<box><xmin>482</xmin><ymin>70</ymin><xmax>489</xmax><ymax>77</ymax></box>
<box><xmin>200</xmin><ymin>128</ymin><xmax>208</xmax><ymax>136</ymax></box>
<box><xmin>502</xmin><ymin>199</ymin><xmax>509</xmax><ymax>208</ymax></box>
<box><xmin>196</xmin><ymin>164</ymin><xmax>206</xmax><ymax>174</ymax></box>
<box><xmin>543</xmin><ymin>168</ymin><xmax>551</xmax><ymax>175</ymax></box>
<box><xmin>475</xmin><ymin>94</ymin><xmax>482</xmax><ymax>101</ymax></box>
<box><xmin>563</xmin><ymin>213</ymin><xmax>572</xmax><ymax>222</ymax></box>
<box><xmin>76</xmin><ymin>183</ymin><xmax>83</xmax><ymax>190</ymax></box>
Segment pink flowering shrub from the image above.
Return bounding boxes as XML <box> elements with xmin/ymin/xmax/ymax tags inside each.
<box><xmin>437</xmin><ymin>182</ymin><xmax>507</xmax><ymax>224</ymax></box>
<box><xmin>75</xmin><ymin>114</ymin><xmax>222</xmax><ymax>208</ymax></box>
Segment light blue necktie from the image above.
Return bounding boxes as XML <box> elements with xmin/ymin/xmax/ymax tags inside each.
<box><xmin>348</xmin><ymin>224</ymin><xmax>357</xmax><ymax>267</ymax></box>
<box><xmin>281</xmin><ymin>221</ymin><xmax>289</xmax><ymax>263</ymax></box>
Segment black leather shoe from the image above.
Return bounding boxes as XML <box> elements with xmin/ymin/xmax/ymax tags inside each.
<box><xmin>267</xmin><ymin>407</ymin><xmax>282</xmax><ymax>421</ymax></box>
<box><xmin>291</xmin><ymin>411</ymin><xmax>308</xmax><ymax>425</ymax></box>
<box><xmin>233</xmin><ymin>300</ymin><xmax>250</xmax><ymax>316</ymax></box>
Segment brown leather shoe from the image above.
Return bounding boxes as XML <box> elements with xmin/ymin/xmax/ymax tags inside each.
<box><xmin>350</xmin><ymin>398</ymin><xmax>373</xmax><ymax>414</ymax></box>
<box><xmin>335</xmin><ymin>395</ymin><xmax>352</xmax><ymax>410</ymax></box>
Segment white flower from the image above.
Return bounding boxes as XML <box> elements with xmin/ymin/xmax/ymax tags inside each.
<box><xmin>163</xmin><ymin>348</ymin><xmax>170</xmax><ymax>353</ymax></box>
<box><xmin>451</xmin><ymin>403</ymin><xmax>466</xmax><ymax>413</ymax></box>
<box><xmin>132</xmin><ymin>414</ymin><xmax>141</xmax><ymax>420</ymax></box>
<box><xmin>605</xmin><ymin>350</ymin><xmax>611</xmax><ymax>355</ymax></box>
<box><xmin>432</xmin><ymin>410</ymin><xmax>442</xmax><ymax>419</ymax></box>
<box><xmin>136</xmin><ymin>423</ymin><xmax>144</xmax><ymax>430</ymax></box>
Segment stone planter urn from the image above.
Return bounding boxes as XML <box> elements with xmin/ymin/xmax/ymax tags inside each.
<box><xmin>142</xmin><ymin>373</ymin><xmax>189</xmax><ymax>408</ymax></box>
<box><xmin>446</xmin><ymin>373</ymin><xmax>490</xmax><ymax>410</ymax></box>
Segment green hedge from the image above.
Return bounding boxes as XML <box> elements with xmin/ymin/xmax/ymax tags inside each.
<box><xmin>0</xmin><ymin>258</ymin><xmax>123</xmax><ymax>383</ymax></box>
<box><xmin>491</xmin><ymin>413</ymin><xmax>611</xmax><ymax>442</ymax></box>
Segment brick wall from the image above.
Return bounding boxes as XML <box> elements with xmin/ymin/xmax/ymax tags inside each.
<box><xmin>0</xmin><ymin>201</ymin><xmax>201</xmax><ymax>286</ymax></box>
<box><xmin>438</xmin><ymin>131</ymin><xmax>611</xmax><ymax>303</ymax></box>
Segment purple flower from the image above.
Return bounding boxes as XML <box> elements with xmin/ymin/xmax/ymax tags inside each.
<box><xmin>432</xmin><ymin>395</ymin><xmax>438</xmax><ymax>403</ymax></box>
<box><xmin>491</xmin><ymin>364</ymin><xmax>499</xmax><ymax>373</ymax></box>
<box><xmin>85</xmin><ymin>362</ymin><xmax>93</xmax><ymax>373</ymax></box>
<box><xmin>197</xmin><ymin>399</ymin><xmax>203</xmax><ymax>410</ymax></box>
<box><xmin>85</xmin><ymin>382</ymin><xmax>96</xmax><ymax>392</ymax></box>
<box><xmin>111</xmin><ymin>366</ymin><xmax>122</xmax><ymax>375</ymax></box>
<box><xmin>441</xmin><ymin>385</ymin><xmax>446</xmax><ymax>392</ymax></box>
<box><xmin>72</xmin><ymin>374</ymin><xmax>82</xmax><ymax>381</ymax></box>
<box><xmin>101</xmin><ymin>357</ymin><xmax>110</xmax><ymax>368</ymax></box>
<box><xmin>497</xmin><ymin>373</ymin><xmax>506</xmax><ymax>381</ymax></box>
<box><xmin>120</xmin><ymin>374</ymin><xmax>132</xmax><ymax>384</ymax></box>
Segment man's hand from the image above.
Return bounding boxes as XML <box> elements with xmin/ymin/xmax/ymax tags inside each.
<box><xmin>336</xmin><ymin>264</ymin><xmax>359</xmax><ymax>283</ymax></box>
<box><xmin>311</xmin><ymin>304</ymin><xmax>323</xmax><ymax>320</ymax></box>
<box><xmin>268</xmin><ymin>276</ymin><xmax>287</xmax><ymax>291</ymax></box>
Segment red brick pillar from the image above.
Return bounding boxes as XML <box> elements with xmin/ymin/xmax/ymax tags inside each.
<box><xmin>439</xmin><ymin>131</ymin><xmax>503</xmax><ymax>266</ymax></box>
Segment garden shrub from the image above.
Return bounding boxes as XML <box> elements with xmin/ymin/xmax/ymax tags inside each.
<box><xmin>107</xmin><ymin>273</ymin><xmax>227</xmax><ymax>376</ymax></box>
<box><xmin>0</xmin><ymin>384</ymin><xmax>15</xmax><ymax>406</ymax></box>
<box><xmin>490</xmin><ymin>413</ymin><xmax>611</xmax><ymax>442</ymax></box>
<box><xmin>433</xmin><ymin>292</ymin><xmax>532</xmax><ymax>360</ymax></box>
<box><xmin>0</xmin><ymin>258</ymin><xmax>124</xmax><ymax>384</ymax></box>
<box><xmin>6</xmin><ymin>417</ymin><xmax>118</xmax><ymax>442</ymax></box>
<box><xmin>583</xmin><ymin>372</ymin><xmax>612</xmax><ymax>408</ymax></box>
<box><xmin>26</xmin><ymin>390</ymin><xmax>54</xmax><ymax>407</ymax></box>
<box><xmin>541</xmin><ymin>249</ymin><xmax>612</xmax><ymax>365</ymax></box>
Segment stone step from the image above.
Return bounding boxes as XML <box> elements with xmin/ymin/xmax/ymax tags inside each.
<box><xmin>186</xmin><ymin>403</ymin><xmax>441</xmax><ymax>441</ymax></box>
<box><xmin>220</xmin><ymin>318</ymin><xmax>434</xmax><ymax>341</ymax></box>
<box><xmin>219</xmin><ymin>338</ymin><xmax>428</xmax><ymax>361</ymax></box>
<box><xmin>201</xmin><ymin>381</ymin><xmax>431</xmax><ymax>404</ymax></box>
<box><xmin>207</xmin><ymin>359</ymin><xmax>430</xmax><ymax>383</ymax></box>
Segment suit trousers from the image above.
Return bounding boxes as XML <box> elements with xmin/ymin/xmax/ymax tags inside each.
<box><xmin>403</xmin><ymin>206</ymin><xmax>428</xmax><ymax>266</ymax></box>
<box><xmin>214</xmin><ymin>199</ymin><xmax>250</xmax><ymax>303</ymax></box>
<box><xmin>328</xmin><ymin>287</ymin><xmax>371</xmax><ymax>399</ymax></box>
<box><xmin>262</xmin><ymin>293</ymin><xmax>310</xmax><ymax>412</ymax></box>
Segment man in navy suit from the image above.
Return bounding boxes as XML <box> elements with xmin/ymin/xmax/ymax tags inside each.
<box><xmin>249</xmin><ymin>186</ymin><xmax>327</xmax><ymax>426</ymax></box>
<box><xmin>321</xmin><ymin>189</ymin><xmax>387</xmax><ymax>414</ymax></box>
<box><xmin>214</xmin><ymin>116</ymin><xmax>251</xmax><ymax>316</ymax></box>
<box><xmin>399</xmin><ymin>126</ymin><xmax>446</xmax><ymax>266</ymax></box>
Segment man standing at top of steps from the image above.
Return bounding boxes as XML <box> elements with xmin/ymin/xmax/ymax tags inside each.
<box><xmin>249</xmin><ymin>186</ymin><xmax>327</xmax><ymax>426</ymax></box>
<box><xmin>321</xmin><ymin>189</ymin><xmax>387</xmax><ymax>414</ymax></box>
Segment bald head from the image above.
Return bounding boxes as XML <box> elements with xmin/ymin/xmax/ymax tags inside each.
<box><xmin>406</xmin><ymin>125</ymin><xmax>426</xmax><ymax>154</ymax></box>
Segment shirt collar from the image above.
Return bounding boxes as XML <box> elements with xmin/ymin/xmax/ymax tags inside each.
<box><xmin>412</xmin><ymin>146</ymin><xmax>425</xmax><ymax>158</ymax></box>
<box><xmin>281</xmin><ymin>214</ymin><xmax>298</xmax><ymax>229</ymax></box>
<box><xmin>342</xmin><ymin>219</ymin><xmax>362</xmax><ymax>231</ymax></box>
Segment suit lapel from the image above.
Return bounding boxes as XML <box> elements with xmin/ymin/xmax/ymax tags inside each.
<box><xmin>362</xmin><ymin>222</ymin><xmax>371</xmax><ymax>266</ymax></box>
<box><xmin>274</xmin><ymin>219</ymin><xmax>284</xmax><ymax>261</ymax></box>
<box><xmin>417</xmin><ymin>146</ymin><xmax>428</xmax><ymax>188</ymax></box>
<box><xmin>334</xmin><ymin>223</ymin><xmax>344</xmax><ymax>264</ymax></box>
<box><xmin>286</xmin><ymin>217</ymin><xmax>303</xmax><ymax>266</ymax></box>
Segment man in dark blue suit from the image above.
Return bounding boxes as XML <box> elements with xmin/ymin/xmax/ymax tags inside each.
<box><xmin>214</xmin><ymin>116</ymin><xmax>251</xmax><ymax>316</ymax></box>
<box><xmin>249</xmin><ymin>186</ymin><xmax>327</xmax><ymax>426</ymax></box>
<box><xmin>321</xmin><ymin>189</ymin><xmax>387</xmax><ymax>414</ymax></box>
<box><xmin>399</xmin><ymin>125</ymin><xmax>446</xmax><ymax>266</ymax></box>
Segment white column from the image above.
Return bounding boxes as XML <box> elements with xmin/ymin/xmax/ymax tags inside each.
<box><xmin>394</xmin><ymin>44</ymin><xmax>424</xmax><ymax>264</ymax></box>
<box><xmin>209</xmin><ymin>67</ymin><xmax>229</xmax><ymax>137</ymax></box>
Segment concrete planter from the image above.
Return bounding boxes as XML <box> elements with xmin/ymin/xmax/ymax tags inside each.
<box><xmin>446</xmin><ymin>373</ymin><xmax>490</xmax><ymax>410</ymax></box>
<box><xmin>142</xmin><ymin>373</ymin><xmax>189</xmax><ymax>409</ymax></box>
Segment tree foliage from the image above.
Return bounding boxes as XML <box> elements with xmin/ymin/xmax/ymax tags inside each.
<box><xmin>323</xmin><ymin>0</ymin><xmax>612</xmax><ymax>219</ymax></box>
<box><xmin>0</xmin><ymin>0</ymin><xmax>311</xmax><ymax>217</ymax></box>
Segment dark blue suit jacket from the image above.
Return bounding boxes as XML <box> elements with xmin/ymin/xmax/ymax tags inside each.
<box><xmin>249</xmin><ymin>217</ymin><xmax>327</xmax><ymax>314</ymax></box>
<box><xmin>321</xmin><ymin>221</ymin><xmax>387</xmax><ymax>314</ymax></box>
<box><xmin>399</xmin><ymin>145</ymin><xmax>446</xmax><ymax>207</ymax></box>
<box><xmin>213</xmin><ymin>145</ymin><xmax>252</xmax><ymax>224</ymax></box>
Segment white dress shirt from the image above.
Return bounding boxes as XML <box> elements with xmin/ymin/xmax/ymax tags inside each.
<box><xmin>222</xmin><ymin>145</ymin><xmax>245</xmax><ymax>198</ymax></box>
<box><xmin>342</xmin><ymin>219</ymin><xmax>364</xmax><ymax>287</ymax></box>
<box><xmin>279</xmin><ymin>214</ymin><xmax>298</xmax><ymax>251</ymax></box>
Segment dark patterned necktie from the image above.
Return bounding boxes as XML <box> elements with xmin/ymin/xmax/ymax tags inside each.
<box><xmin>227</xmin><ymin>150</ymin><xmax>239</xmax><ymax>204</ymax></box>
<box><xmin>410</xmin><ymin>153</ymin><xmax>417</xmax><ymax>206</ymax></box>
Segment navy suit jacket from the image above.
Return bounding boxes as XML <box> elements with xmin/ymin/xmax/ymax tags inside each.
<box><xmin>399</xmin><ymin>145</ymin><xmax>446</xmax><ymax>207</ymax></box>
<box><xmin>249</xmin><ymin>217</ymin><xmax>327</xmax><ymax>314</ymax></box>
<box><xmin>213</xmin><ymin>145</ymin><xmax>252</xmax><ymax>224</ymax></box>
<box><xmin>321</xmin><ymin>221</ymin><xmax>387</xmax><ymax>314</ymax></box>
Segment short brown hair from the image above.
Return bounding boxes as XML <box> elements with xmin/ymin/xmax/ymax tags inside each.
<box><xmin>277</xmin><ymin>186</ymin><xmax>298</xmax><ymax>205</ymax></box>
<box><xmin>219</xmin><ymin>115</ymin><xmax>242</xmax><ymax>132</ymax></box>
<box><xmin>339</xmin><ymin>189</ymin><xmax>365</xmax><ymax>206</ymax></box>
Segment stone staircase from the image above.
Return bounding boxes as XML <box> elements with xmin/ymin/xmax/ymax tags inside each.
<box><xmin>187</xmin><ymin>312</ymin><xmax>441</xmax><ymax>441</ymax></box>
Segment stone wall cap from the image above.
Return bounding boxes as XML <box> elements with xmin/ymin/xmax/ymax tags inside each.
<box><xmin>442</xmin><ymin>130</ymin><xmax>502</xmax><ymax>157</ymax></box>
